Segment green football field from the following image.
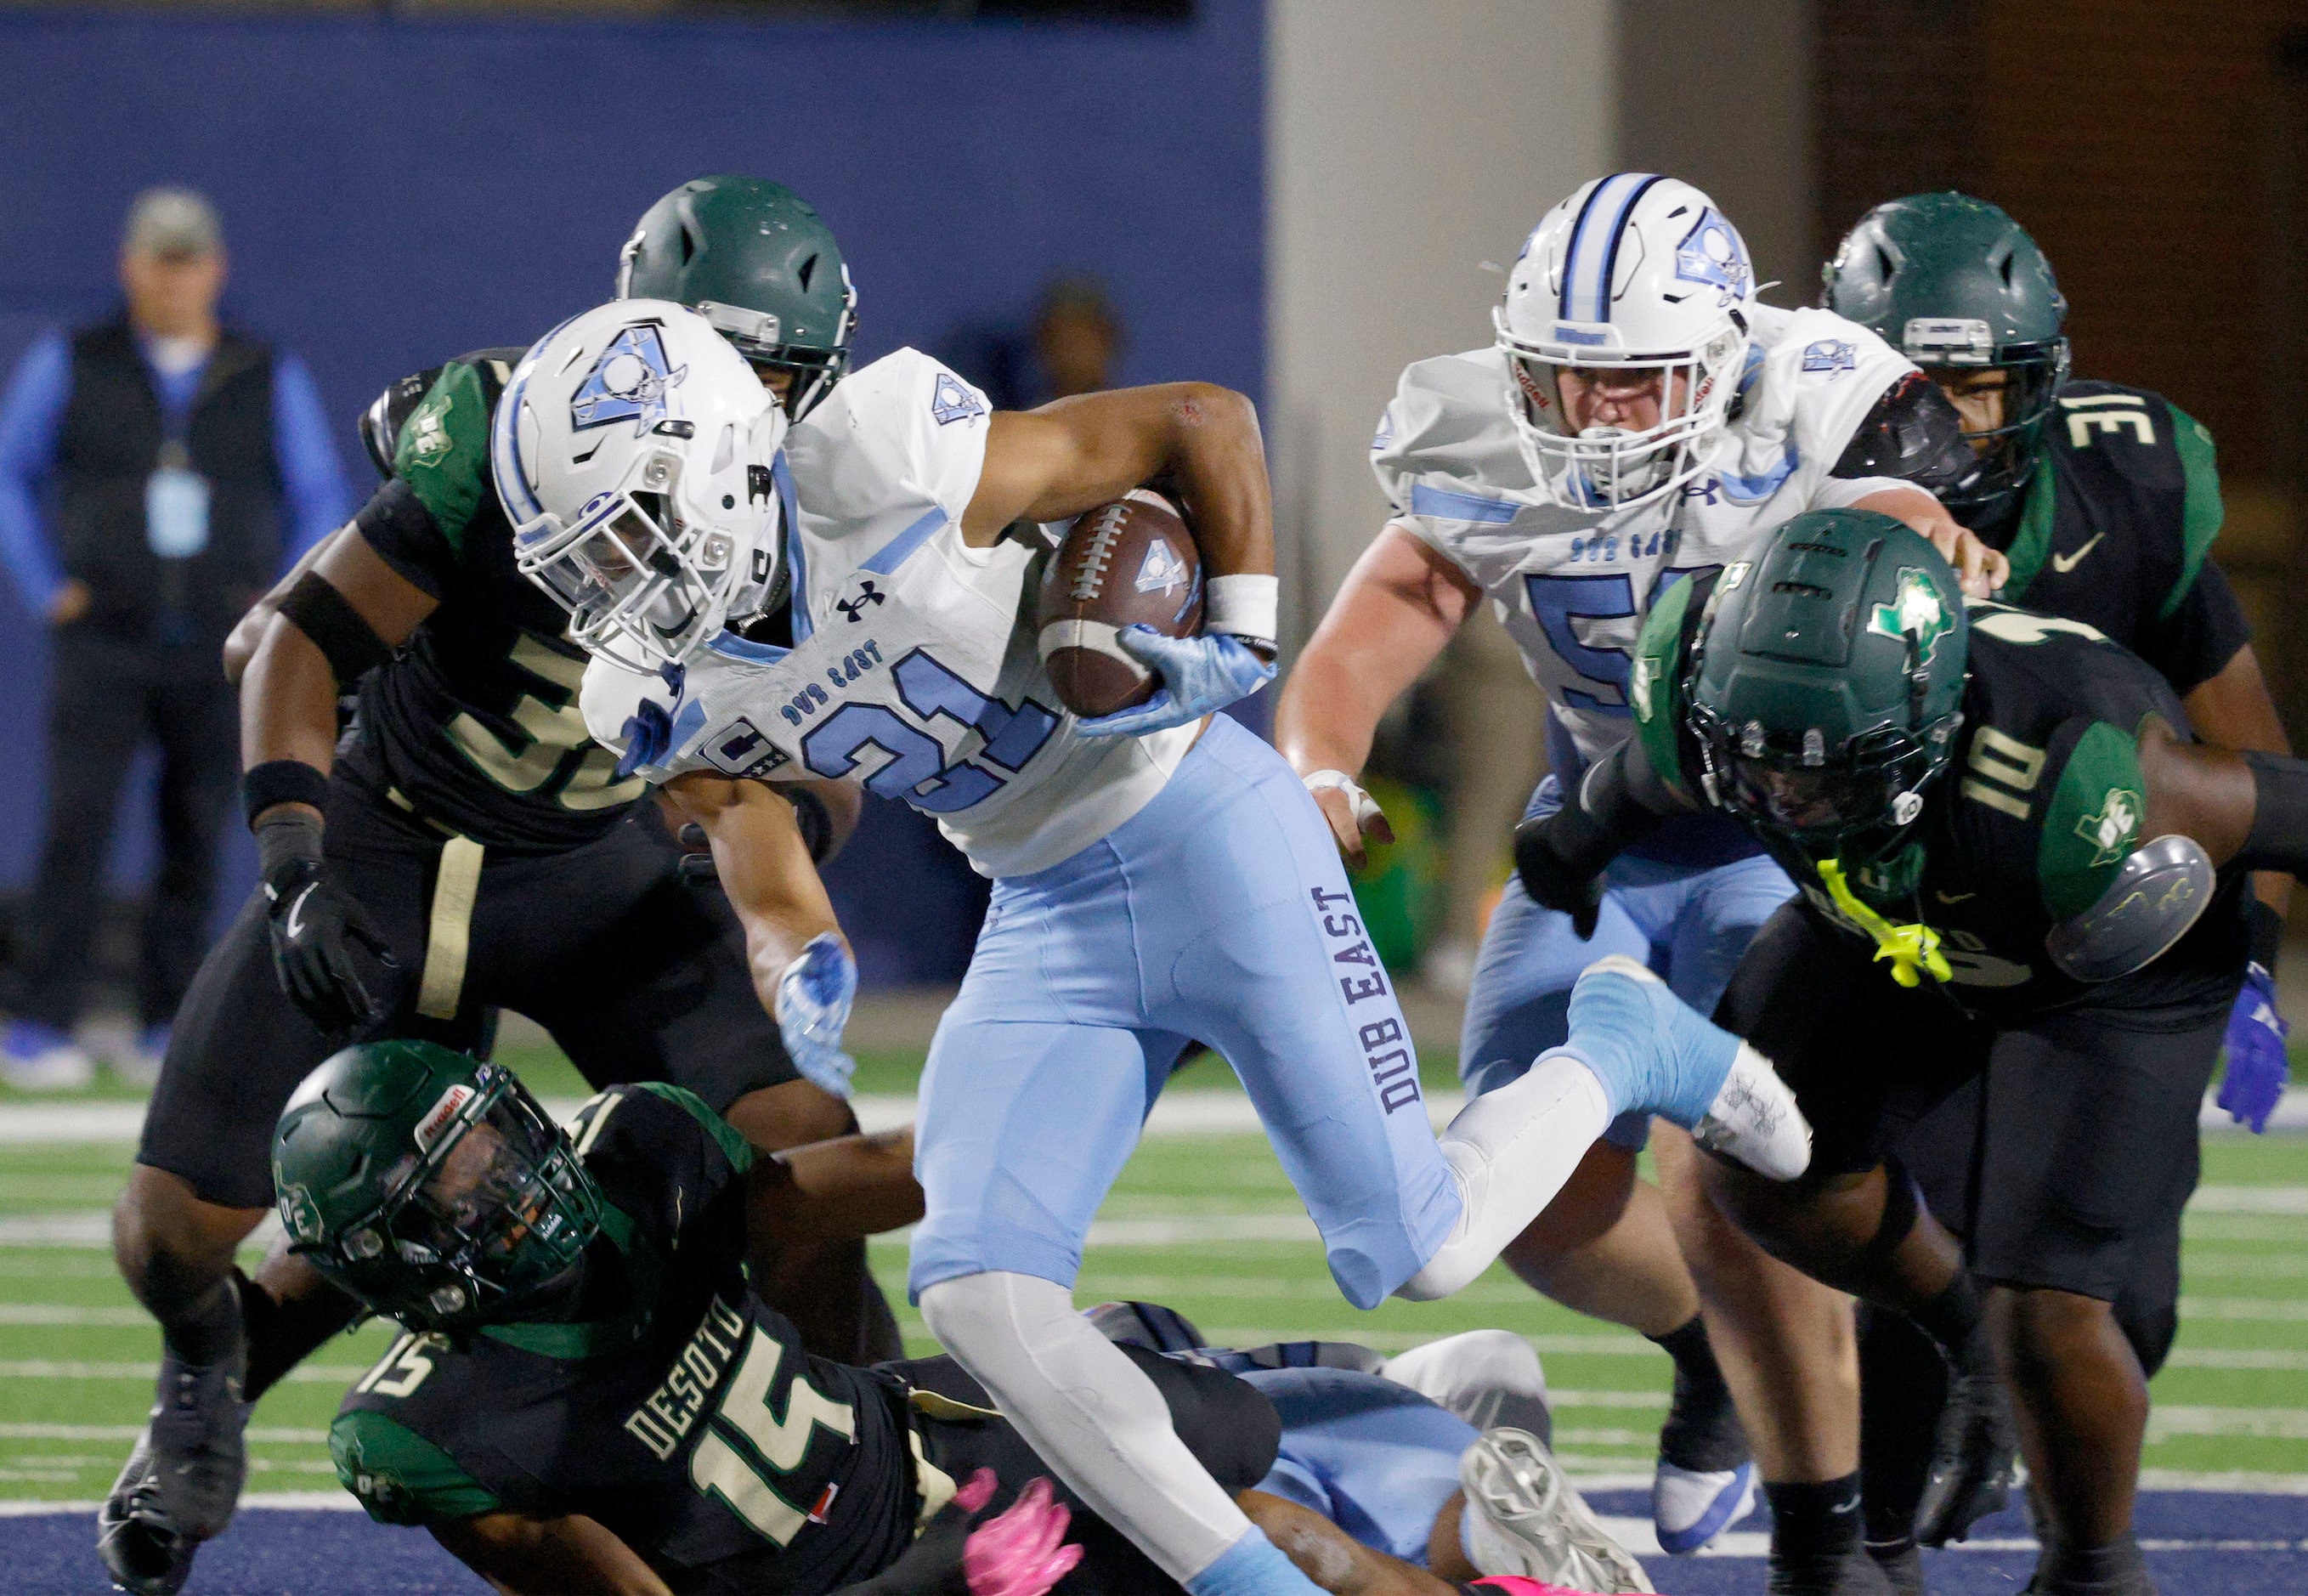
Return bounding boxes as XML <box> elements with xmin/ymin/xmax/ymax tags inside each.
<box><xmin>0</xmin><ymin>1042</ymin><xmax>2300</xmax><ymax>1508</ymax></box>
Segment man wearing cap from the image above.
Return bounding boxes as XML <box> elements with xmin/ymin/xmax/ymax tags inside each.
<box><xmin>0</xmin><ymin>187</ymin><xmax>353</xmax><ymax>1088</ymax></box>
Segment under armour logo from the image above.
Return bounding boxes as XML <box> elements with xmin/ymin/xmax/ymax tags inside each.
<box><xmin>836</xmin><ymin>581</ymin><xmax>886</xmax><ymax>622</ymax></box>
<box><xmin>1680</xmin><ymin>478</ymin><xmax>1721</xmax><ymax>506</ymax></box>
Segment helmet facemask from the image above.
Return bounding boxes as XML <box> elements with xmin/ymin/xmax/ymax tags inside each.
<box><xmin>511</xmin><ymin>411</ymin><xmax>785</xmax><ymax>674</ymax></box>
<box><xmin>1496</xmin><ymin>308</ymin><xmax>1747</xmax><ymax>510</ymax></box>
<box><xmin>1907</xmin><ymin>321</ymin><xmax>2071</xmax><ymax>518</ymax></box>
<box><xmin>692</xmin><ymin>293</ymin><xmax>857</xmax><ymax>423</ymax></box>
<box><xmin>289</xmin><ymin>1065</ymin><xmax>602</xmax><ymax>1334</ymax></box>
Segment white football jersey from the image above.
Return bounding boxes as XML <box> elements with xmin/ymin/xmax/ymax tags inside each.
<box><xmin>580</xmin><ymin>348</ymin><xmax>1198</xmax><ymax>878</ymax></box>
<box><xmin>1372</xmin><ymin>304</ymin><xmax>1920</xmax><ymax>765</ymax></box>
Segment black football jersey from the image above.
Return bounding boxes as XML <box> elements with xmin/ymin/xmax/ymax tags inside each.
<box><xmin>332</xmin><ymin>348</ymin><xmax>652</xmax><ymax>852</ymax></box>
<box><xmin>1635</xmin><ymin>577</ymin><xmax>2244</xmax><ymax>1023</ymax></box>
<box><xmin>1984</xmin><ymin>380</ymin><xmax>2250</xmax><ymax>697</ymax></box>
<box><xmin>331</xmin><ymin>1085</ymin><xmax>921</xmax><ymax>1596</ymax></box>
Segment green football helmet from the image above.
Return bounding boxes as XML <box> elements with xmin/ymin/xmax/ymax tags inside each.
<box><xmin>618</xmin><ymin>174</ymin><xmax>858</xmax><ymax>421</ymax></box>
<box><xmin>1821</xmin><ymin>192</ymin><xmax>2070</xmax><ymax>519</ymax></box>
<box><xmin>271</xmin><ymin>1040</ymin><xmax>602</xmax><ymax>1333</ymax></box>
<box><xmin>1687</xmin><ymin>510</ymin><xmax>1969</xmax><ymax>856</ymax></box>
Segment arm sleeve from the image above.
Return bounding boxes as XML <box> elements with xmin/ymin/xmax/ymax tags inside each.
<box><xmin>269</xmin><ymin>351</ymin><xmax>356</xmax><ymax>569</ymax></box>
<box><xmin>0</xmin><ymin>332</ymin><xmax>72</xmax><ymax>614</ymax></box>
<box><xmin>1828</xmin><ymin>370</ymin><xmax>1981</xmax><ymax>501</ymax></box>
<box><xmin>2135</xmin><ymin>557</ymin><xmax>2252</xmax><ymax>697</ymax></box>
<box><xmin>2036</xmin><ymin>717</ymin><xmax>2148</xmax><ymax>919</ymax></box>
<box><xmin>331</xmin><ymin>1410</ymin><xmax>502</xmax><ymax>1526</ymax></box>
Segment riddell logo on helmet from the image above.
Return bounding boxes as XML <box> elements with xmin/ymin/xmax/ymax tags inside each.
<box><xmin>415</xmin><ymin>1085</ymin><xmax>476</xmax><ymax>1153</ymax></box>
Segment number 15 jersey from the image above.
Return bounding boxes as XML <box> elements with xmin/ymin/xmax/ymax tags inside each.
<box><xmin>1372</xmin><ymin>304</ymin><xmax>1922</xmax><ymax>768</ymax></box>
<box><xmin>581</xmin><ymin>349</ymin><xmax>1200</xmax><ymax>879</ymax></box>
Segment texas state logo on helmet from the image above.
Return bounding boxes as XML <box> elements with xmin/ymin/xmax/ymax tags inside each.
<box><xmin>1495</xmin><ymin>173</ymin><xmax>1756</xmax><ymax>510</ymax></box>
<box><xmin>491</xmin><ymin>299</ymin><xmax>791</xmax><ymax>672</ymax></box>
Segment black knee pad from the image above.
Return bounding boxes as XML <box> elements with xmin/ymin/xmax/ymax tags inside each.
<box><xmin>1121</xmin><ymin>1344</ymin><xmax>1281</xmax><ymax>1493</ymax></box>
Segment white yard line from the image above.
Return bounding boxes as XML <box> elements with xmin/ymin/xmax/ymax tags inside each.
<box><xmin>6</xmin><ymin>1087</ymin><xmax>2304</xmax><ymax>1145</ymax></box>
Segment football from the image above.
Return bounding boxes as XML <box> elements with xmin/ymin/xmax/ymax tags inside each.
<box><xmin>1036</xmin><ymin>488</ymin><xmax>1204</xmax><ymax>717</ymax></box>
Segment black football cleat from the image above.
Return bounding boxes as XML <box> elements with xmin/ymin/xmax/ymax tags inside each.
<box><xmin>145</xmin><ymin>1332</ymin><xmax>251</xmax><ymax>1542</ymax></box>
<box><xmin>1768</xmin><ymin>1547</ymin><xmax>1901</xmax><ymax>1596</ymax></box>
<box><xmin>96</xmin><ymin>1429</ymin><xmax>199</xmax><ymax>1596</ymax></box>
<box><xmin>1914</xmin><ymin>1359</ymin><xmax>2017</xmax><ymax>1546</ymax></box>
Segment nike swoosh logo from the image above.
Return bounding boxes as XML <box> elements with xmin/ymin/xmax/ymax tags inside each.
<box><xmin>1934</xmin><ymin>891</ymin><xmax>1977</xmax><ymax>905</ymax></box>
<box><xmin>286</xmin><ymin>883</ymin><xmax>320</xmax><ymax>939</ymax></box>
<box><xmin>2050</xmin><ymin>533</ymin><xmax>2106</xmax><ymax>574</ymax></box>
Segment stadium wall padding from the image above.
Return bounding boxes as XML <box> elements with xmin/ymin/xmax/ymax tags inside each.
<box><xmin>0</xmin><ymin>4</ymin><xmax>1263</xmax><ymax>980</ymax></box>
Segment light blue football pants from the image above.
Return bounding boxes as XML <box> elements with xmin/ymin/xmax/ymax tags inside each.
<box><xmin>909</xmin><ymin>716</ymin><xmax>1462</xmax><ymax>1310</ymax></box>
<box><xmin>1459</xmin><ymin>780</ymin><xmax>1797</xmax><ymax>1150</ymax></box>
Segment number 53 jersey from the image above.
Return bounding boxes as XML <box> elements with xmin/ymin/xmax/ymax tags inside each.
<box><xmin>1372</xmin><ymin>304</ymin><xmax>1922</xmax><ymax>768</ymax></box>
<box><xmin>581</xmin><ymin>348</ymin><xmax>1200</xmax><ymax>879</ymax></box>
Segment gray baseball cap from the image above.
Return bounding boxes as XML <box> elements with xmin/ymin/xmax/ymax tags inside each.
<box><xmin>123</xmin><ymin>188</ymin><xmax>222</xmax><ymax>260</ymax></box>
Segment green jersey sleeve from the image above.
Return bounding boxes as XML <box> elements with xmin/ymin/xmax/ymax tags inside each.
<box><xmin>2162</xmin><ymin>399</ymin><xmax>2222</xmax><ymax>623</ymax></box>
<box><xmin>2036</xmin><ymin>719</ymin><xmax>2148</xmax><ymax>920</ymax></box>
<box><xmin>392</xmin><ymin>359</ymin><xmax>494</xmax><ymax>557</ymax></box>
<box><xmin>1629</xmin><ymin>573</ymin><xmax>1704</xmax><ymax>801</ymax></box>
<box><xmin>331</xmin><ymin>1408</ymin><xmax>502</xmax><ymax>1527</ymax></box>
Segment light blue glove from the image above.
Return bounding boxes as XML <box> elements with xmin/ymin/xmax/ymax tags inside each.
<box><xmin>2218</xmin><ymin>960</ymin><xmax>2289</xmax><ymax>1133</ymax></box>
<box><xmin>776</xmin><ymin>932</ymin><xmax>857</xmax><ymax>1099</ymax></box>
<box><xmin>1076</xmin><ymin>628</ymin><xmax>1276</xmax><ymax>739</ymax></box>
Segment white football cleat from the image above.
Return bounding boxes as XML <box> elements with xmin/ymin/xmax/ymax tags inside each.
<box><xmin>1652</xmin><ymin>1457</ymin><xmax>1756</xmax><ymax>1555</ymax></box>
<box><xmin>1459</xmin><ymin>1426</ymin><xmax>1655</xmax><ymax>1593</ymax></box>
<box><xmin>1691</xmin><ymin>1041</ymin><xmax>1811</xmax><ymax>1182</ymax></box>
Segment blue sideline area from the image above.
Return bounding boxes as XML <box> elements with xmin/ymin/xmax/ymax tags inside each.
<box><xmin>3</xmin><ymin>1491</ymin><xmax>2305</xmax><ymax>1594</ymax></box>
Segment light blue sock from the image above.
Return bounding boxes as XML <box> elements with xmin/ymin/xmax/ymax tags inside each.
<box><xmin>1185</xmin><ymin>1526</ymin><xmax>1325</xmax><ymax>1596</ymax></box>
<box><xmin>1558</xmin><ymin>959</ymin><xmax>1740</xmax><ymax>1128</ymax></box>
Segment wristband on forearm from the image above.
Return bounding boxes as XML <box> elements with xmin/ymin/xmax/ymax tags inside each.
<box><xmin>243</xmin><ymin>759</ymin><xmax>331</xmax><ymax>829</ymax></box>
<box><xmin>2235</xmin><ymin>750</ymin><xmax>2308</xmax><ymax>878</ymax></box>
<box><xmin>254</xmin><ymin>808</ymin><xmax>324</xmax><ymax>890</ymax></box>
<box><xmin>2247</xmin><ymin>897</ymin><xmax>2284</xmax><ymax>973</ymax></box>
<box><xmin>1204</xmin><ymin>574</ymin><xmax>1278</xmax><ymax>652</ymax></box>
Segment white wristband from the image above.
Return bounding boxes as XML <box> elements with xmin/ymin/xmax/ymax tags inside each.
<box><xmin>1205</xmin><ymin>574</ymin><xmax>1278</xmax><ymax>649</ymax></box>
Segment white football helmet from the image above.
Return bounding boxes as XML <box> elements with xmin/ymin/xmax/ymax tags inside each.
<box><xmin>491</xmin><ymin>299</ymin><xmax>789</xmax><ymax>671</ymax></box>
<box><xmin>1495</xmin><ymin>173</ymin><xmax>1756</xmax><ymax>510</ymax></box>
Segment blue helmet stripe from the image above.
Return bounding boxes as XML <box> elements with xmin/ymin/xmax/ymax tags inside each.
<box><xmin>1559</xmin><ymin>173</ymin><xmax>1660</xmax><ymax>324</ymax></box>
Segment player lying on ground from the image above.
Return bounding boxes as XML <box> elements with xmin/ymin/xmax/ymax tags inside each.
<box><xmin>1085</xmin><ymin>1304</ymin><xmax>1649</xmax><ymax>1594</ymax></box>
<box><xmin>1730</xmin><ymin>190</ymin><xmax>2298</xmax><ymax>1593</ymax></box>
<box><xmin>490</xmin><ymin>297</ymin><xmax>1810</xmax><ymax>1596</ymax></box>
<box><xmin>1514</xmin><ymin>508</ymin><xmax>2308</xmax><ymax>1596</ymax></box>
<box><xmin>100</xmin><ymin>175</ymin><xmax>883</xmax><ymax>1596</ymax></box>
<box><xmin>280</xmin><ymin>1040</ymin><xmax>1637</xmax><ymax>1596</ymax></box>
<box><xmin>1273</xmin><ymin>172</ymin><xmax>2011</xmax><ymax>1559</ymax></box>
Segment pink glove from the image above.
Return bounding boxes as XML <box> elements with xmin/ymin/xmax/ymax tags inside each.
<box><xmin>962</xmin><ymin>1476</ymin><xmax>1084</xmax><ymax>1596</ymax></box>
<box><xmin>1468</xmin><ymin>1577</ymin><xmax>1605</xmax><ymax>1596</ymax></box>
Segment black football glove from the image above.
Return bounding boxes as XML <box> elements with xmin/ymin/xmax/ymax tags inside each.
<box><xmin>1513</xmin><ymin>802</ymin><xmax>1614</xmax><ymax>941</ymax></box>
<box><xmin>258</xmin><ymin>818</ymin><xmax>399</xmax><ymax>1039</ymax></box>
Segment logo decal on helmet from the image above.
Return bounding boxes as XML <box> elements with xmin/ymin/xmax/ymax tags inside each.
<box><xmin>1672</xmin><ymin>207</ymin><xmax>1751</xmax><ymax>306</ymax></box>
<box><xmin>931</xmin><ymin>372</ymin><xmax>986</xmax><ymax>427</ymax></box>
<box><xmin>278</xmin><ymin>1180</ymin><xmax>324</xmax><ymax>1245</ymax></box>
<box><xmin>2076</xmin><ymin>789</ymin><xmax>2142</xmax><ymax>867</ymax></box>
<box><xmin>569</xmin><ymin>323</ymin><xmax>689</xmax><ymax>437</ymax></box>
<box><xmin>1867</xmin><ymin>568</ymin><xmax>1953</xmax><ymax>664</ymax></box>
<box><xmin>1630</xmin><ymin>653</ymin><xmax>1660</xmax><ymax>722</ymax></box>
<box><xmin>413</xmin><ymin>1085</ymin><xmax>475</xmax><ymax>1154</ymax></box>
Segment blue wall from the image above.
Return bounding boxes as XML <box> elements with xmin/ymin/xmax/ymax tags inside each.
<box><xmin>0</xmin><ymin>4</ymin><xmax>1263</xmax><ymax>975</ymax></box>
